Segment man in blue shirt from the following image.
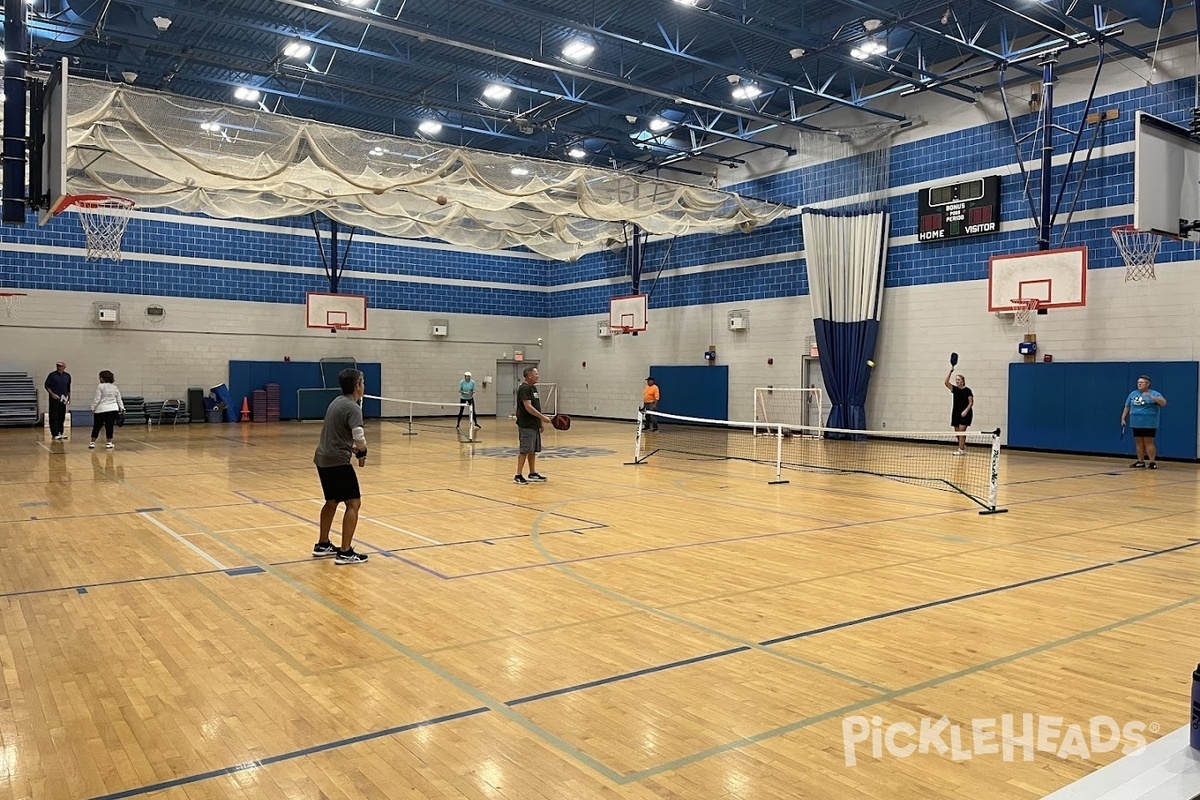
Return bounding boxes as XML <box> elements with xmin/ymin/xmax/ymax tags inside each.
<box><xmin>456</xmin><ymin>371</ymin><xmax>479</xmax><ymax>430</ymax></box>
<box><xmin>1121</xmin><ymin>375</ymin><xmax>1167</xmax><ymax>469</ymax></box>
<box><xmin>44</xmin><ymin>360</ymin><xmax>71</xmax><ymax>440</ymax></box>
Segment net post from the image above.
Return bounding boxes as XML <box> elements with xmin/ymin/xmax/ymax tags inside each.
<box><xmin>768</xmin><ymin>424</ymin><xmax>790</xmax><ymax>484</ymax></box>
<box><xmin>402</xmin><ymin>401</ymin><xmax>417</xmax><ymax>436</ymax></box>
<box><xmin>979</xmin><ymin>428</ymin><xmax>1009</xmax><ymax>515</ymax></box>
<box><xmin>627</xmin><ymin>410</ymin><xmax>646</xmax><ymax>465</ymax></box>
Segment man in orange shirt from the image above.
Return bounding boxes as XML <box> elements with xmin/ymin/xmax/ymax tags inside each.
<box><xmin>642</xmin><ymin>376</ymin><xmax>660</xmax><ymax>431</ymax></box>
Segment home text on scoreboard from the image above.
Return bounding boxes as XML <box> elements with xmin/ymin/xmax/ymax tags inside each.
<box><xmin>917</xmin><ymin>176</ymin><xmax>1001</xmax><ymax>242</ymax></box>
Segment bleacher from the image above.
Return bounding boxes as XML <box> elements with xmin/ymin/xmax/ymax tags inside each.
<box><xmin>0</xmin><ymin>372</ymin><xmax>40</xmax><ymax>427</ymax></box>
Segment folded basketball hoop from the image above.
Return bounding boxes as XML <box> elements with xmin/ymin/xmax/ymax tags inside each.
<box><xmin>1111</xmin><ymin>224</ymin><xmax>1161</xmax><ymax>282</ymax></box>
<box><xmin>1008</xmin><ymin>298</ymin><xmax>1039</xmax><ymax>328</ymax></box>
<box><xmin>58</xmin><ymin>195</ymin><xmax>136</xmax><ymax>261</ymax></box>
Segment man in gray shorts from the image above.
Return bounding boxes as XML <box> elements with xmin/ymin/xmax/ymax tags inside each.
<box><xmin>312</xmin><ymin>368</ymin><xmax>370</xmax><ymax>564</ymax></box>
<box><xmin>514</xmin><ymin>365</ymin><xmax>553</xmax><ymax>484</ymax></box>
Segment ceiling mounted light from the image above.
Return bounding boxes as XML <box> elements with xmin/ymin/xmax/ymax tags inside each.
<box><xmin>337</xmin><ymin>0</ymin><xmax>370</xmax><ymax>6</ymax></box>
<box><xmin>789</xmin><ymin>47</ymin><xmax>806</xmax><ymax>59</ymax></box>
<box><xmin>672</xmin><ymin>0</ymin><xmax>698</xmax><ymax>5</ymax></box>
<box><xmin>200</xmin><ymin>121</ymin><xmax>221</xmax><ymax>132</ymax></box>
<box><xmin>568</xmin><ymin>146</ymin><xmax>587</xmax><ymax>159</ymax></box>
<box><xmin>152</xmin><ymin>15</ymin><xmax>172</xmax><ymax>31</ymax></box>
<box><xmin>863</xmin><ymin>18</ymin><xmax>883</xmax><ymax>32</ymax></box>
<box><xmin>648</xmin><ymin>118</ymin><xmax>671</xmax><ymax>132</ymax></box>
<box><xmin>369</xmin><ymin>146</ymin><xmax>385</xmax><ymax>156</ymax></box>
<box><xmin>731</xmin><ymin>83</ymin><xmax>762</xmax><ymax>100</ymax></box>
<box><xmin>482</xmin><ymin>84</ymin><xmax>511</xmax><ymax>102</ymax></box>
<box><xmin>561</xmin><ymin>40</ymin><xmax>595</xmax><ymax>61</ymax></box>
<box><xmin>233</xmin><ymin>86</ymin><xmax>261</xmax><ymax>102</ymax></box>
<box><xmin>511</xmin><ymin>166</ymin><xmax>530</xmax><ymax>176</ymax></box>
<box><xmin>418</xmin><ymin>120</ymin><xmax>443</xmax><ymax>135</ymax></box>
<box><xmin>851</xmin><ymin>39</ymin><xmax>887</xmax><ymax>59</ymax></box>
<box><xmin>283</xmin><ymin>41</ymin><xmax>312</xmax><ymax>60</ymax></box>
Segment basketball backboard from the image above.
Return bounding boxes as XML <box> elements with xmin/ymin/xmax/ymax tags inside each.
<box><xmin>1133</xmin><ymin>111</ymin><xmax>1200</xmax><ymax>242</ymax></box>
<box><xmin>609</xmin><ymin>293</ymin><xmax>647</xmax><ymax>332</ymax></box>
<box><xmin>34</xmin><ymin>58</ymin><xmax>68</xmax><ymax>224</ymax></box>
<box><xmin>988</xmin><ymin>247</ymin><xmax>1086</xmax><ymax>311</ymax></box>
<box><xmin>306</xmin><ymin>292</ymin><xmax>368</xmax><ymax>330</ymax></box>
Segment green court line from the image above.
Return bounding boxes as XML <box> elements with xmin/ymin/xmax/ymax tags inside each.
<box><xmin>526</xmin><ymin>501</ymin><xmax>894</xmax><ymax>694</ymax></box>
<box><xmin>76</xmin><ymin>451</ymin><xmax>628</xmax><ymax>784</ymax></box>
<box><xmin>617</xmin><ymin>590</ymin><xmax>1200</xmax><ymax>782</ymax></box>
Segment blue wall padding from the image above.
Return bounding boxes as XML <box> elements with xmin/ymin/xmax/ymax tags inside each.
<box><xmin>1008</xmin><ymin>361</ymin><xmax>1197</xmax><ymax>458</ymax></box>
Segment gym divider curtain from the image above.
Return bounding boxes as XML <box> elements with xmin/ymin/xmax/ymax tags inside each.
<box><xmin>804</xmin><ymin>208</ymin><xmax>889</xmax><ymax>434</ymax></box>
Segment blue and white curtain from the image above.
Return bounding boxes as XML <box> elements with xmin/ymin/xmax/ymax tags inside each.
<box><xmin>804</xmin><ymin>208</ymin><xmax>889</xmax><ymax>433</ymax></box>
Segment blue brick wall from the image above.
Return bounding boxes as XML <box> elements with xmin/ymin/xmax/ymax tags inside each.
<box><xmin>0</xmin><ymin>76</ymin><xmax>1192</xmax><ymax>319</ymax></box>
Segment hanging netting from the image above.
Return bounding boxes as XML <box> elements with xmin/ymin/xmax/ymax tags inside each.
<box><xmin>797</xmin><ymin>125</ymin><xmax>896</xmax><ymax>214</ymax></box>
<box><xmin>58</xmin><ymin>78</ymin><xmax>791</xmax><ymax>261</ymax></box>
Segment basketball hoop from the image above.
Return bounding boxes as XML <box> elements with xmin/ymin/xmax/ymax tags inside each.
<box><xmin>1008</xmin><ymin>298</ymin><xmax>1039</xmax><ymax>328</ymax></box>
<box><xmin>619</xmin><ymin>326</ymin><xmax>632</xmax><ymax>336</ymax></box>
<box><xmin>0</xmin><ymin>292</ymin><xmax>26</xmax><ymax>319</ymax></box>
<box><xmin>61</xmin><ymin>195</ymin><xmax>136</xmax><ymax>261</ymax></box>
<box><xmin>1111</xmin><ymin>224</ymin><xmax>1161</xmax><ymax>282</ymax></box>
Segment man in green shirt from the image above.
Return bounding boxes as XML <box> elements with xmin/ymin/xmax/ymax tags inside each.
<box><xmin>514</xmin><ymin>366</ymin><xmax>553</xmax><ymax>484</ymax></box>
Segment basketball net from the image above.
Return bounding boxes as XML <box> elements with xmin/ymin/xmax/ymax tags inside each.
<box><xmin>71</xmin><ymin>196</ymin><xmax>136</xmax><ymax>261</ymax></box>
<box><xmin>1009</xmin><ymin>298</ymin><xmax>1038</xmax><ymax>328</ymax></box>
<box><xmin>0</xmin><ymin>292</ymin><xmax>25</xmax><ymax>319</ymax></box>
<box><xmin>1111</xmin><ymin>225</ymin><xmax>1161</xmax><ymax>282</ymax></box>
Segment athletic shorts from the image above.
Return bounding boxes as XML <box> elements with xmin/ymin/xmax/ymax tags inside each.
<box><xmin>1131</xmin><ymin>427</ymin><xmax>1157</xmax><ymax>439</ymax></box>
<box><xmin>316</xmin><ymin>464</ymin><xmax>361</xmax><ymax>502</ymax></box>
<box><xmin>953</xmin><ymin>412</ymin><xmax>973</xmax><ymax>428</ymax></box>
<box><xmin>518</xmin><ymin>426</ymin><xmax>542</xmax><ymax>454</ymax></box>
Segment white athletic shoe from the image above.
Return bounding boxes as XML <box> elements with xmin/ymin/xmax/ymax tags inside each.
<box><xmin>106</xmin><ymin>442</ymin><xmax>115</xmax><ymax>449</ymax></box>
<box><xmin>954</xmin><ymin>448</ymin><xmax>966</xmax><ymax>456</ymax></box>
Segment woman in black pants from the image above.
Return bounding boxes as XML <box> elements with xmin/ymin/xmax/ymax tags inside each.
<box><xmin>89</xmin><ymin>370</ymin><xmax>126</xmax><ymax>450</ymax></box>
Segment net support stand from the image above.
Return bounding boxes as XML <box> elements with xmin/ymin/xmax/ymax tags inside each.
<box><xmin>768</xmin><ymin>425</ymin><xmax>790</xmax><ymax>484</ymax></box>
<box><xmin>626</xmin><ymin>410</ymin><xmax>647</xmax><ymax>465</ymax></box>
<box><xmin>979</xmin><ymin>429</ymin><xmax>1008</xmax><ymax>515</ymax></box>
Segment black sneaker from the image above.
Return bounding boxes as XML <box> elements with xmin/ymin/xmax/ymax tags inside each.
<box><xmin>1148</xmin><ymin>462</ymin><xmax>1158</xmax><ymax>469</ymax></box>
<box><xmin>312</xmin><ymin>541</ymin><xmax>338</xmax><ymax>558</ymax></box>
<box><xmin>527</xmin><ymin>473</ymin><xmax>547</xmax><ymax>482</ymax></box>
<box><xmin>1130</xmin><ymin>461</ymin><xmax>1146</xmax><ymax>468</ymax></box>
<box><xmin>514</xmin><ymin>474</ymin><xmax>529</xmax><ymax>485</ymax></box>
<box><xmin>335</xmin><ymin>548</ymin><xmax>368</xmax><ymax>565</ymax></box>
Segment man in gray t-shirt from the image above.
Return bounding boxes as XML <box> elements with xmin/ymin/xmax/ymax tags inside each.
<box><xmin>312</xmin><ymin>368</ymin><xmax>370</xmax><ymax>565</ymax></box>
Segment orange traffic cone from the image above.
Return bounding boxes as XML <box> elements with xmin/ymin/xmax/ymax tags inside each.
<box><xmin>240</xmin><ymin>396</ymin><xmax>250</xmax><ymax>422</ymax></box>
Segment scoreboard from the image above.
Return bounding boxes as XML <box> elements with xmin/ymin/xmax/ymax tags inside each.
<box><xmin>917</xmin><ymin>175</ymin><xmax>1000</xmax><ymax>241</ymax></box>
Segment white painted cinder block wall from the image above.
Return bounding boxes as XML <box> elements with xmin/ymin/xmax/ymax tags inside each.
<box><xmin>0</xmin><ymin>289</ymin><xmax>546</xmax><ymax>416</ymax></box>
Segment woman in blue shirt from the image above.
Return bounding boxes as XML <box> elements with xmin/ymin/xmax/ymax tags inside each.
<box><xmin>1121</xmin><ymin>375</ymin><xmax>1167</xmax><ymax>469</ymax></box>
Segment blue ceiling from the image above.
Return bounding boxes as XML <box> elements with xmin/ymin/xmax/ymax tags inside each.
<box><xmin>16</xmin><ymin>0</ymin><xmax>1190</xmax><ymax>178</ymax></box>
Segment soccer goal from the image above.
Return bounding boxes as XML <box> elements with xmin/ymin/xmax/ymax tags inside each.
<box><xmin>753</xmin><ymin>387</ymin><xmax>824</xmax><ymax>437</ymax></box>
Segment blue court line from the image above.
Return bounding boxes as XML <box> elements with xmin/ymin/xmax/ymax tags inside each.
<box><xmin>85</xmin><ymin>706</ymin><xmax>489</xmax><ymax>800</ymax></box>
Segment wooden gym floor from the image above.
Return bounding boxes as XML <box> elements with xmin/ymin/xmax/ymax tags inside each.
<box><xmin>1</xmin><ymin>417</ymin><xmax>1198</xmax><ymax>800</ymax></box>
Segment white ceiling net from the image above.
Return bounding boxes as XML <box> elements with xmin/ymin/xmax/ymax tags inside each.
<box><xmin>63</xmin><ymin>78</ymin><xmax>791</xmax><ymax>261</ymax></box>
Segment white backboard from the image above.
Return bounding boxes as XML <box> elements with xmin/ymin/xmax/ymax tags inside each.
<box><xmin>988</xmin><ymin>247</ymin><xmax>1087</xmax><ymax>311</ymax></box>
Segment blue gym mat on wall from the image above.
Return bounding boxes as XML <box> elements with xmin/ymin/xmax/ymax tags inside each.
<box><xmin>229</xmin><ymin>361</ymin><xmax>382</xmax><ymax>420</ymax></box>
<box><xmin>1008</xmin><ymin>361</ymin><xmax>1198</xmax><ymax>459</ymax></box>
<box><xmin>649</xmin><ymin>365</ymin><xmax>729</xmax><ymax>421</ymax></box>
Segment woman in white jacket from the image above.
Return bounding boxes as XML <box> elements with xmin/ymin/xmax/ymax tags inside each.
<box><xmin>89</xmin><ymin>370</ymin><xmax>126</xmax><ymax>449</ymax></box>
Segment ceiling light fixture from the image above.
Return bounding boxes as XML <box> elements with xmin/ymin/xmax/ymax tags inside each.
<box><xmin>233</xmin><ymin>86</ymin><xmax>260</xmax><ymax>102</ymax></box>
<box><xmin>561</xmin><ymin>40</ymin><xmax>595</xmax><ymax>61</ymax></box>
<box><xmin>418</xmin><ymin>120</ymin><xmax>443</xmax><ymax>135</ymax></box>
<box><xmin>152</xmin><ymin>16</ymin><xmax>172</xmax><ymax>31</ymax></box>
<box><xmin>511</xmin><ymin>166</ymin><xmax>530</xmax><ymax>176</ymax></box>
<box><xmin>731</xmin><ymin>83</ymin><xmax>762</xmax><ymax>100</ymax></box>
<box><xmin>200</xmin><ymin>121</ymin><xmax>221</xmax><ymax>132</ymax></box>
<box><xmin>369</xmin><ymin>146</ymin><xmax>385</xmax><ymax>156</ymax></box>
<box><xmin>863</xmin><ymin>18</ymin><xmax>883</xmax><ymax>32</ymax></box>
<box><xmin>482</xmin><ymin>84</ymin><xmax>511</xmax><ymax>102</ymax></box>
<box><xmin>568</xmin><ymin>146</ymin><xmax>587</xmax><ymax>158</ymax></box>
<box><xmin>789</xmin><ymin>47</ymin><xmax>806</xmax><ymax>59</ymax></box>
<box><xmin>648</xmin><ymin>118</ymin><xmax>671</xmax><ymax>132</ymax></box>
<box><xmin>283</xmin><ymin>41</ymin><xmax>312</xmax><ymax>60</ymax></box>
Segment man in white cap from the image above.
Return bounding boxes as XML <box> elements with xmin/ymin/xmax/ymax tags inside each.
<box><xmin>456</xmin><ymin>370</ymin><xmax>479</xmax><ymax>429</ymax></box>
<box><xmin>45</xmin><ymin>360</ymin><xmax>72</xmax><ymax>440</ymax></box>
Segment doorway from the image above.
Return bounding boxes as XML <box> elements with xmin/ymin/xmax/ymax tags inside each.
<box><xmin>496</xmin><ymin>360</ymin><xmax>539</xmax><ymax>418</ymax></box>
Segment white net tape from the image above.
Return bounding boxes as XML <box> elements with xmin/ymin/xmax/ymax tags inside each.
<box><xmin>74</xmin><ymin>197</ymin><xmax>135</xmax><ymax>261</ymax></box>
<box><xmin>1112</xmin><ymin>225</ymin><xmax>1161</xmax><ymax>282</ymax></box>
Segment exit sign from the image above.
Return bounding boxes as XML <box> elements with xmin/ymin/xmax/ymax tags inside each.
<box><xmin>917</xmin><ymin>175</ymin><xmax>1000</xmax><ymax>242</ymax></box>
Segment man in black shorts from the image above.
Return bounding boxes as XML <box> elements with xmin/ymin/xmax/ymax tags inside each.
<box><xmin>944</xmin><ymin>368</ymin><xmax>974</xmax><ymax>455</ymax></box>
<box><xmin>312</xmin><ymin>368</ymin><xmax>370</xmax><ymax>564</ymax></box>
<box><xmin>514</xmin><ymin>366</ymin><xmax>554</xmax><ymax>484</ymax></box>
